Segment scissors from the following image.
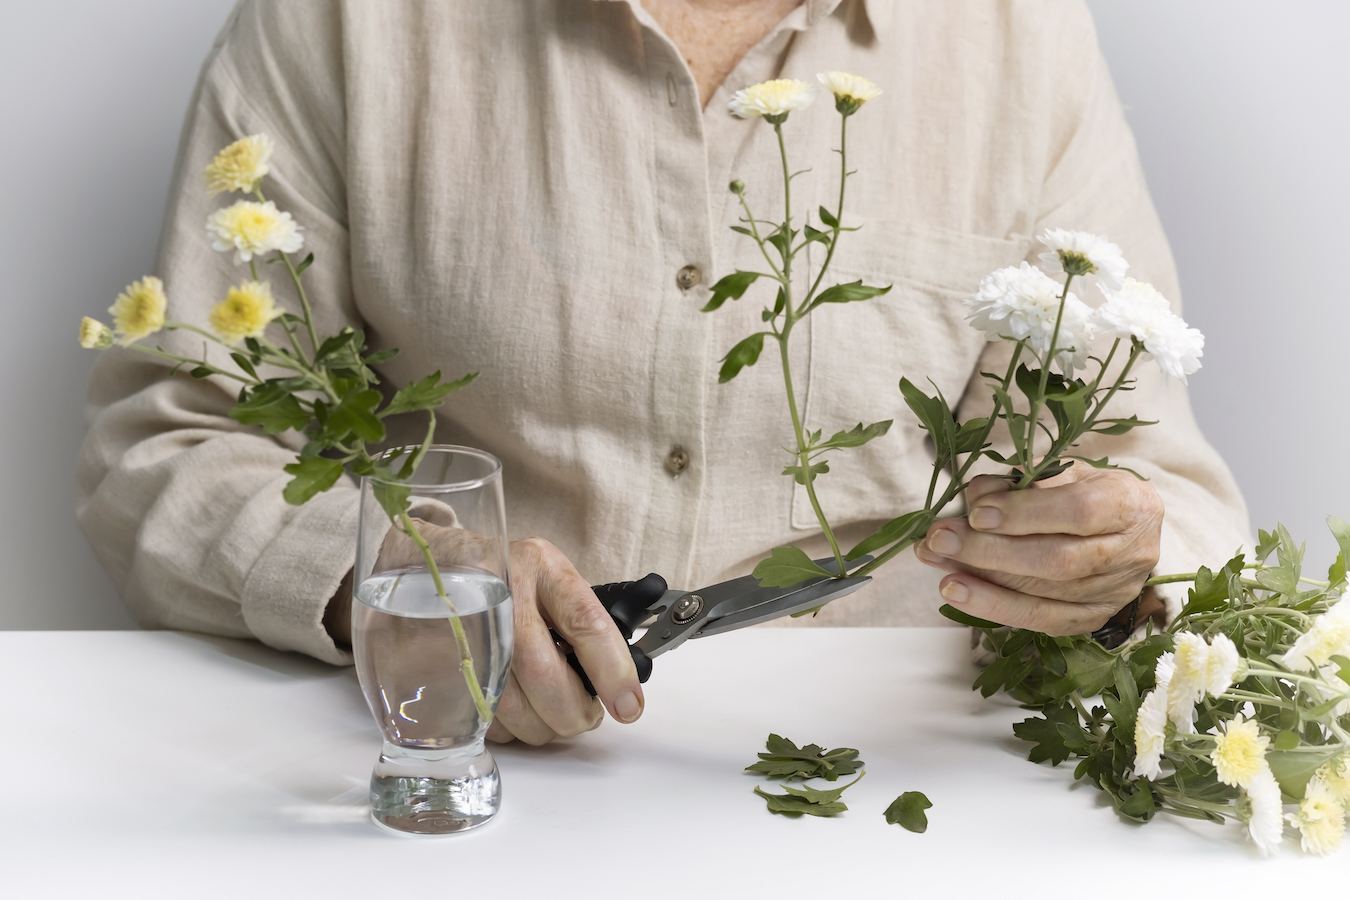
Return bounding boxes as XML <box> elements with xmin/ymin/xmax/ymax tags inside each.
<box><xmin>563</xmin><ymin>556</ymin><xmax>872</xmax><ymax>695</ymax></box>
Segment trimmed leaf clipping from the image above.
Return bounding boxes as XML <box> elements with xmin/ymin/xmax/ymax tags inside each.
<box><xmin>884</xmin><ymin>792</ymin><xmax>932</xmax><ymax>833</ymax></box>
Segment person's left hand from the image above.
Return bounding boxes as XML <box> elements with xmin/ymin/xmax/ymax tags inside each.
<box><xmin>913</xmin><ymin>463</ymin><xmax>1163</xmax><ymax>635</ymax></box>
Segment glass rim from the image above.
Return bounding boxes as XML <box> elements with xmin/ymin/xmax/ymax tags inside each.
<box><xmin>363</xmin><ymin>443</ymin><xmax>502</xmax><ymax>491</ymax></box>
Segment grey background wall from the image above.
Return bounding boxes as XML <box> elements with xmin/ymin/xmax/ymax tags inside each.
<box><xmin>1</xmin><ymin>1</ymin><xmax>1346</xmax><ymax>629</ymax></box>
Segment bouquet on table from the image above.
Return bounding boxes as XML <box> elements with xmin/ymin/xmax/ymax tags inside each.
<box><xmin>710</xmin><ymin>73</ymin><xmax>1349</xmax><ymax>854</ymax></box>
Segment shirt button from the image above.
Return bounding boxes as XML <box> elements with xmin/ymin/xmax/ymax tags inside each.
<box><xmin>676</xmin><ymin>265</ymin><xmax>702</xmax><ymax>291</ymax></box>
<box><xmin>664</xmin><ymin>445</ymin><xmax>690</xmax><ymax>477</ymax></box>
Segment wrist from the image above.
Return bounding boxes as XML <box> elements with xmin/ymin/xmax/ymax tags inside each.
<box><xmin>324</xmin><ymin>569</ymin><xmax>354</xmax><ymax>649</ymax></box>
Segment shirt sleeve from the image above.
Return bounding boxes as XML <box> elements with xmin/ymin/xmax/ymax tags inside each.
<box><xmin>953</xmin><ymin>3</ymin><xmax>1252</xmax><ymax>620</ymax></box>
<box><xmin>75</xmin><ymin>0</ymin><xmax>361</xmax><ymax>664</ymax></box>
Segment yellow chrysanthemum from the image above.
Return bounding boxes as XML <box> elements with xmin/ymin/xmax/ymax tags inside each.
<box><xmin>728</xmin><ymin>78</ymin><xmax>816</xmax><ymax>122</ymax></box>
<box><xmin>1317</xmin><ymin>756</ymin><xmax>1350</xmax><ymax>804</ymax></box>
<box><xmin>1210</xmin><ymin>715</ymin><xmax>1271</xmax><ymax>788</ymax></box>
<box><xmin>204</xmin><ymin>134</ymin><xmax>274</xmax><ymax>195</ymax></box>
<box><xmin>78</xmin><ymin>316</ymin><xmax>114</xmax><ymax>349</ymax></box>
<box><xmin>1283</xmin><ymin>599</ymin><xmax>1350</xmax><ymax>671</ymax></box>
<box><xmin>210</xmin><ymin>281</ymin><xmax>281</xmax><ymax>345</ymax></box>
<box><xmin>206</xmin><ymin>199</ymin><xmax>304</xmax><ymax>265</ymax></box>
<box><xmin>108</xmin><ymin>276</ymin><xmax>167</xmax><ymax>344</ymax></box>
<box><xmin>1288</xmin><ymin>778</ymin><xmax>1346</xmax><ymax>856</ymax></box>
<box><xmin>817</xmin><ymin>71</ymin><xmax>881</xmax><ymax>115</ymax></box>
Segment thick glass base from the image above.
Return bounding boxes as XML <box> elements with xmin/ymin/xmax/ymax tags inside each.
<box><xmin>369</xmin><ymin>741</ymin><xmax>501</xmax><ymax>835</ymax></box>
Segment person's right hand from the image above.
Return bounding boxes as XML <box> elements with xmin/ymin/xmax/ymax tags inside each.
<box><xmin>484</xmin><ymin>537</ymin><xmax>646</xmax><ymax>745</ymax></box>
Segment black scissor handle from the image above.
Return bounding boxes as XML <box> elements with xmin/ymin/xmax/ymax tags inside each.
<box><xmin>561</xmin><ymin>573</ymin><xmax>666</xmax><ymax>697</ymax></box>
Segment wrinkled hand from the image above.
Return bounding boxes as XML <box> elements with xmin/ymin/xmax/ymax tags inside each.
<box><xmin>487</xmin><ymin>537</ymin><xmax>646</xmax><ymax>745</ymax></box>
<box><xmin>913</xmin><ymin>463</ymin><xmax>1163</xmax><ymax>635</ymax></box>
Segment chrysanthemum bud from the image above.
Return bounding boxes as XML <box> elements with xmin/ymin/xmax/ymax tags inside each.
<box><xmin>729</xmin><ymin>179</ymin><xmax>745</xmax><ymax>195</ymax></box>
<box><xmin>78</xmin><ymin>316</ymin><xmax>114</xmax><ymax>349</ymax></box>
<box><xmin>108</xmin><ymin>276</ymin><xmax>168</xmax><ymax>345</ymax></box>
<box><xmin>817</xmin><ymin>72</ymin><xmax>881</xmax><ymax>117</ymax></box>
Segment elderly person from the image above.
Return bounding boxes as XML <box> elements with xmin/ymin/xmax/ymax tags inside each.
<box><xmin>77</xmin><ymin>0</ymin><xmax>1249</xmax><ymax>745</ymax></box>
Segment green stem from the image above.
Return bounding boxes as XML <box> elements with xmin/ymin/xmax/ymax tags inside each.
<box><xmin>779</xmin><ymin>333</ymin><xmax>846</xmax><ymax>575</ymax></box>
<box><xmin>396</xmin><ymin>509</ymin><xmax>494</xmax><ymax>724</ymax></box>
<box><xmin>802</xmin><ymin>113</ymin><xmax>849</xmax><ymax>310</ymax></box>
<box><xmin>1016</xmin><ymin>274</ymin><xmax>1076</xmax><ymax>488</ymax></box>
<box><xmin>1071</xmin><ymin>691</ymin><xmax>1103</xmax><ymax>739</ymax></box>
<box><xmin>129</xmin><ymin>343</ymin><xmax>255</xmax><ymax>385</ymax></box>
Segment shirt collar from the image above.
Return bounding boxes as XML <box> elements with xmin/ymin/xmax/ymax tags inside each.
<box><xmin>599</xmin><ymin>0</ymin><xmax>888</xmax><ymax>44</ymax></box>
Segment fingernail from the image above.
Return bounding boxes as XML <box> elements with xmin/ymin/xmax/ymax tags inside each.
<box><xmin>929</xmin><ymin>529</ymin><xmax>961</xmax><ymax>556</ymax></box>
<box><xmin>615</xmin><ymin>690</ymin><xmax>642</xmax><ymax>723</ymax></box>
<box><xmin>941</xmin><ymin>580</ymin><xmax>970</xmax><ymax>604</ymax></box>
<box><xmin>970</xmin><ymin>506</ymin><xmax>1001</xmax><ymax>530</ymax></box>
<box><xmin>914</xmin><ymin>541</ymin><xmax>937</xmax><ymax>564</ymax></box>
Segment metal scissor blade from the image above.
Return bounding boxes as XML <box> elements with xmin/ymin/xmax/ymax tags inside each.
<box><xmin>694</xmin><ymin>575</ymin><xmax>871</xmax><ymax>637</ymax></box>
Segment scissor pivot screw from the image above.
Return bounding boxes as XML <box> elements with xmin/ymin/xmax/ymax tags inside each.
<box><xmin>671</xmin><ymin>594</ymin><xmax>704</xmax><ymax>624</ymax></box>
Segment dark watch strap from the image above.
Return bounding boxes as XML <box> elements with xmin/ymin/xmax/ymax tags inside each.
<box><xmin>1090</xmin><ymin>591</ymin><xmax>1141</xmax><ymax>649</ymax></box>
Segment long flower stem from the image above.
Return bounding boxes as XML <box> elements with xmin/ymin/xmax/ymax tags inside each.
<box><xmin>1016</xmin><ymin>275</ymin><xmax>1076</xmax><ymax>488</ymax></box>
<box><xmin>396</xmin><ymin>510</ymin><xmax>494</xmax><ymax>724</ymax></box>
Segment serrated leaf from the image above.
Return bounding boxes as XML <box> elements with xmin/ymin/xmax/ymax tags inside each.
<box><xmin>883</xmin><ymin>792</ymin><xmax>932</xmax><ymax>833</ymax></box>
<box><xmin>718</xmin><ymin>332</ymin><xmax>767</xmax><ymax>383</ymax></box>
<box><xmin>701</xmin><ymin>270</ymin><xmax>761</xmax><ymax>313</ymax></box>
<box><xmin>782</xmin><ymin>461</ymin><xmax>829</xmax><ymax>485</ymax></box>
<box><xmin>327</xmin><ymin>388</ymin><xmax>386</xmax><ymax>444</ymax></box>
<box><xmin>281</xmin><ymin>456</ymin><xmax>344</xmax><ymax>505</ymax></box>
<box><xmin>811</xmin><ymin>279</ymin><xmax>891</xmax><ymax>307</ymax></box>
<box><xmin>754</xmin><ymin>787</ymin><xmax>848</xmax><ymax>817</ymax></box>
<box><xmin>364</xmin><ymin>347</ymin><xmax>398</xmax><ymax>366</ymax></box>
<box><xmin>1042</xmin><ymin>640</ymin><xmax>1117</xmax><ymax>698</ymax></box>
<box><xmin>752</xmin><ymin>546</ymin><xmax>835</xmax><ymax>589</ymax></box>
<box><xmin>747</xmin><ymin>734</ymin><xmax>864</xmax><ymax>781</ymax></box>
<box><xmin>811</xmin><ymin>420</ymin><xmax>893</xmax><ymax>453</ymax></box>
<box><xmin>847</xmin><ymin>509</ymin><xmax>933</xmax><ymax>560</ymax></box>
<box><xmin>382</xmin><ymin>371</ymin><xmax>478</xmax><ymax>418</ymax></box>
<box><xmin>1255</xmin><ymin>528</ymin><xmax>1279</xmax><ymax>564</ymax></box>
<box><xmin>229</xmin><ymin>382</ymin><xmax>311</xmax><ymax>435</ymax></box>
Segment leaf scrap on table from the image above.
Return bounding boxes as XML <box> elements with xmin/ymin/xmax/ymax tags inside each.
<box><xmin>884</xmin><ymin>791</ymin><xmax>933</xmax><ymax>833</ymax></box>
<box><xmin>746</xmin><ymin>733</ymin><xmax>864</xmax><ymax>781</ymax></box>
<box><xmin>754</xmin><ymin>773</ymin><xmax>864</xmax><ymax>818</ymax></box>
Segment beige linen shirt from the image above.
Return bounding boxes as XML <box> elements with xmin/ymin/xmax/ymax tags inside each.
<box><xmin>77</xmin><ymin>0</ymin><xmax>1250</xmax><ymax>666</ymax></box>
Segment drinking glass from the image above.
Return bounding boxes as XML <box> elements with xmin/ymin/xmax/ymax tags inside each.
<box><xmin>353</xmin><ymin>445</ymin><xmax>514</xmax><ymax>835</ymax></box>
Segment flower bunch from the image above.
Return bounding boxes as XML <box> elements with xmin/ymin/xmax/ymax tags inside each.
<box><xmin>78</xmin><ymin>135</ymin><xmax>491</xmax><ymax>723</ymax></box>
<box><xmin>958</xmin><ymin>520</ymin><xmax>1350</xmax><ymax>855</ymax></box>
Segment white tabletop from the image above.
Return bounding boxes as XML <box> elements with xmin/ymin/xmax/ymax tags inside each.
<box><xmin>2</xmin><ymin>628</ymin><xmax>1343</xmax><ymax>897</ymax></box>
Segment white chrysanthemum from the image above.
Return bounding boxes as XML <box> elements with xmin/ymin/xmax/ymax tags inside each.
<box><xmin>1211</xmin><ymin>715</ymin><xmax>1271</xmax><ymax>789</ymax></box>
<box><xmin>1038</xmin><ymin>228</ymin><xmax>1130</xmax><ymax>291</ymax></box>
<box><xmin>1166</xmin><ymin>635</ymin><xmax>1209</xmax><ymax>733</ymax></box>
<box><xmin>1204</xmin><ymin>633</ymin><xmax>1242</xmax><ymax>697</ymax></box>
<box><xmin>964</xmin><ymin>262</ymin><xmax>1095</xmax><ymax>375</ymax></box>
<box><xmin>204</xmin><ymin>133</ymin><xmax>274</xmax><ymax>195</ymax></box>
<box><xmin>78</xmin><ymin>316</ymin><xmax>114</xmax><ymax>349</ymax></box>
<box><xmin>817</xmin><ymin>71</ymin><xmax>881</xmax><ymax>115</ymax></box>
<box><xmin>206</xmin><ymin>199</ymin><xmax>304</xmax><ymax>264</ymax></box>
<box><xmin>1092</xmin><ymin>278</ymin><xmax>1205</xmax><ymax>383</ymax></box>
<box><xmin>728</xmin><ymin>79</ymin><xmax>816</xmax><ymax>121</ymax></box>
<box><xmin>1245</xmin><ymin>767</ymin><xmax>1286</xmax><ymax>855</ymax></box>
<box><xmin>1133</xmin><ymin>686</ymin><xmax>1169</xmax><ymax>780</ymax></box>
<box><xmin>1316</xmin><ymin>756</ymin><xmax>1350</xmax><ymax>805</ymax></box>
<box><xmin>1282</xmin><ymin>597</ymin><xmax>1350</xmax><ymax>672</ymax></box>
<box><xmin>1288</xmin><ymin>777</ymin><xmax>1346</xmax><ymax>856</ymax></box>
<box><xmin>108</xmin><ymin>276</ymin><xmax>168</xmax><ymax>344</ymax></box>
<box><xmin>209</xmin><ymin>281</ymin><xmax>282</xmax><ymax>345</ymax></box>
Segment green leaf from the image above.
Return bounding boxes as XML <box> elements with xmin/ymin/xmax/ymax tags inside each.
<box><xmin>327</xmin><ymin>389</ymin><xmax>386</xmax><ymax>444</ymax></box>
<box><xmin>382</xmin><ymin>371</ymin><xmax>478</xmax><ymax>418</ymax></box>
<box><xmin>811</xmin><ymin>279</ymin><xmax>892</xmax><ymax>307</ymax></box>
<box><xmin>1269</xmin><ymin>747</ymin><xmax>1341</xmax><ymax>800</ymax></box>
<box><xmin>812</xmin><ymin>420</ymin><xmax>892</xmax><ymax>453</ymax></box>
<box><xmin>1273</xmin><ymin>730</ymin><xmax>1301</xmax><ymax>751</ymax></box>
<box><xmin>1255</xmin><ymin>528</ymin><xmax>1279</xmax><ymax>564</ymax></box>
<box><xmin>372</xmin><ymin>478</ymin><xmax>412</xmax><ymax>524</ymax></box>
<box><xmin>364</xmin><ymin>347</ymin><xmax>398</xmax><ymax>366</ymax></box>
<box><xmin>189</xmin><ymin>366</ymin><xmax>213</xmax><ymax>379</ymax></box>
<box><xmin>752</xmin><ymin>546</ymin><xmax>835</xmax><ymax>589</ymax></box>
<box><xmin>229</xmin><ymin>352</ymin><xmax>259</xmax><ymax>380</ymax></box>
<box><xmin>229</xmin><ymin>382</ymin><xmax>311</xmax><ymax>435</ymax></box>
<box><xmin>718</xmin><ymin>332</ymin><xmax>767</xmax><ymax>384</ymax></box>
<box><xmin>898</xmin><ymin>377</ymin><xmax>954</xmax><ymax>464</ymax></box>
<box><xmin>1331</xmin><ymin>655</ymin><xmax>1350</xmax><ymax>685</ymax></box>
<box><xmin>803</xmin><ymin>224</ymin><xmax>831</xmax><ymax>246</ymax></box>
<box><xmin>847</xmin><ymin>509</ymin><xmax>933</xmax><ymax>560</ymax></box>
<box><xmin>1043</xmin><ymin>640</ymin><xmax>1117</xmax><ymax>699</ymax></box>
<box><xmin>754</xmin><ymin>786</ymin><xmax>848</xmax><ymax>818</ymax></box>
<box><xmin>1013</xmin><ymin>699</ymin><xmax>1090</xmax><ymax>765</ymax></box>
<box><xmin>953</xmin><ymin>417</ymin><xmax>989</xmax><ymax>455</ymax></box>
<box><xmin>883</xmin><ymin>792</ymin><xmax>932</xmax><ymax>833</ymax></box>
<box><xmin>781</xmin><ymin>461</ymin><xmax>829</xmax><ymax>485</ymax></box>
<box><xmin>1064</xmin><ymin>455</ymin><xmax>1145</xmax><ymax>481</ymax></box>
<box><xmin>937</xmin><ymin>603</ymin><xmax>1001</xmax><ymax>630</ymax></box>
<box><xmin>1092</xmin><ymin>415</ymin><xmax>1157</xmax><ymax>436</ymax></box>
<box><xmin>295</xmin><ymin>251</ymin><xmax>315</xmax><ymax>275</ymax></box>
<box><xmin>746</xmin><ymin>734</ymin><xmax>864</xmax><ymax>781</ymax></box>
<box><xmin>766</xmin><ymin>228</ymin><xmax>791</xmax><ymax>262</ymax></box>
<box><xmin>701</xmin><ymin>270</ymin><xmax>761</xmax><ymax>313</ymax></box>
<box><xmin>818</xmin><ymin>206</ymin><xmax>839</xmax><ymax>228</ymax></box>
<box><xmin>314</xmin><ymin>327</ymin><xmax>364</xmax><ymax>366</ymax></box>
<box><xmin>281</xmin><ymin>456</ymin><xmax>345</xmax><ymax>505</ymax></box>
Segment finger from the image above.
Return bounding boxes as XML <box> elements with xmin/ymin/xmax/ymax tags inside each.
<box><xmin>511</xmin><ymin>586</ymin><xmax>605</xmax><ymax>738</ymax></box>
<box><xmin>937</xmin><ymin>572</ymin><xmax>1119</xmax><ymax>635</ymax></box>
<box><xmin>964</xmin><ymin>474</ymin><xmax>1011</xmax><ymax>506</ymax></box>
<box><xmin>490</xmin><ymin>671</ymin><xmax>559</xmax><ymax>746</ymax></box>
<box><xmin>925</xmin><ymin>518</ymin><xmax>1130</xmax><ymax>581</ymax></box>
<box><xmin>534</xmin><ymin>560</ymin><xmax>645</xmax><ymax>726</ymax></box>
<box><xmin>968</xmin><ymin>471</ymin><xmax>1162</xmax><ymax>537</ymax></box>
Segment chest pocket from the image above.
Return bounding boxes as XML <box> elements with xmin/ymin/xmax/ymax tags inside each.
<box><xmin>791</xmin><ymin>221</ymin><xmax>1031</xmax><ymax>529</ymax></box>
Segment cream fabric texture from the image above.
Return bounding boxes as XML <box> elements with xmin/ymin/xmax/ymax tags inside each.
<box><xmin>76</xmin><ymin>0</ymin><xmax>1250</xmax><ymax>666</ymax></box>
